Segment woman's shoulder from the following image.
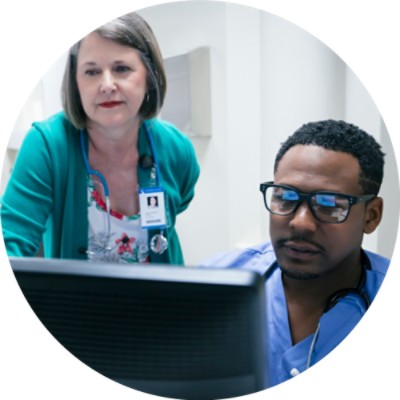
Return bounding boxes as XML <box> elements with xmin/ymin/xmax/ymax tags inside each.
<box><xmin>32</xmin><ymin>111</ymin><xmax>77</xmax><ymax>136</ymax></box>
<box><xmin>14</xmin><ymin>111</ymin><xmax>80</xmax><ymax>163</ymax></box>
<box><xmin>145</xmin><ymin>118</ymin><xmax>192</xmax><ymax>147</ymax></box>
<box><xmin>24</xmin><ymin>111</ymin><xmax>80</xmax><ymax>152</ymax></box>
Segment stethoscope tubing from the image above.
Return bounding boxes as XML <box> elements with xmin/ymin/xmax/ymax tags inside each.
<box><xmin>263</xmin><ymin>256</ymin><xmax>371</xmax><ymax>370</ymax></box>
<box><xmin>143</xmin><ymin>122</ymin><xmax>161</xmax><ymax>187</ymax></box>
<box><xmin>79</xmin><ymin>121</ymin><xmax>160</xmax><ymax>194</ymax></box>
<box><xmin>79</xmin><ymin>121</ymin><xmax>164</xmax><ymax>253</ymax></box>
<box><xmin>263</xmin><ymin>260</ymin><xmax>371</xmax><ymax>312</ymax></box>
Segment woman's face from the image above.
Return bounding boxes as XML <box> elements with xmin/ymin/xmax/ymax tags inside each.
<box><xmin>76</xmin><ymin>32</ymin><xmax>148</xmax><ymax>133</ymax></box>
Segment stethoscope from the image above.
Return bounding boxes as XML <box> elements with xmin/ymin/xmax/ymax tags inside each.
<box><xmin>262</xmin><ymin>252</ymin><xmax>371</xmax><ymax>370</ymax></box>
<box><xmin>79</xmin><ymin>121</ymin><xmax>168</xmax><ymax>255</ymax></box>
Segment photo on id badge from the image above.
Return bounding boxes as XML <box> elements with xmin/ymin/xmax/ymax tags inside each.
<box><xmin>139</xmin><ymin>188</ymin><xmax>167</xmax><ymax>229</ymax></box>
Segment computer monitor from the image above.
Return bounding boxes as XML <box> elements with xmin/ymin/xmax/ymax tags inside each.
<box><xmin>10</xmin><ymin>257</ymin><xmax>268</xmax><ymax>400</ymax></box>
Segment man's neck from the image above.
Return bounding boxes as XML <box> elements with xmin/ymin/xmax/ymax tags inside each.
<box><xmin>282</xmin><ymin>254</ymin><xmax>363</xmax><ymax>344</ymax></box>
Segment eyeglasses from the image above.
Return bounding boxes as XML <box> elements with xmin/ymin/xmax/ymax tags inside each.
<box><xmin>259</xmin><ymin>181</ymin><xmax>376</xmax><ymax>224</ymax></box>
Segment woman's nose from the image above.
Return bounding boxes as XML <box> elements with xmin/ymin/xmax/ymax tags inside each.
<box><xmin>289</xmin><ymin>202</ymin><xmax>318</xmax><ymax>233</ymax></box>
<box><xmin>100</xmin><ymin>71</ymin><xmax>117</xmax><ymax>94</ymax></box>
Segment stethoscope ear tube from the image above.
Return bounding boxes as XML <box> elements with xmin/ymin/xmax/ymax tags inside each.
<box><xmin>143</xmin><ymin>122</ymin><xmax>161</xmax><ymax>187</ymax></box>
<box><xmin>79</xmin><ymin>130</ymin><xmax>110</xmax><ymax>197</ymax></box>
<box><xmin>263</xmin><ymin>259</ymin><xmax>371</xmax><ymax>314</ymax></box>
<box><xmin>262</xmin><ymin>252</ymin><xmax>372</xmax><ymax>372</ymax></box>
<box><xmin>262</xmin><ymin>261</ymin><xmax>278</xmax><ymax>281</ymax></box>
<box><xmin>324</xmin><ymin>268</ymin><xmax>370</xmax><ymax>313</ymax></box>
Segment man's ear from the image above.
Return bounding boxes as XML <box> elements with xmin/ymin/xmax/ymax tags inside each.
<box><xmin>363</xmin><ymin>197</ymin><xmax>383</xmax><ymax>234</ymax></box>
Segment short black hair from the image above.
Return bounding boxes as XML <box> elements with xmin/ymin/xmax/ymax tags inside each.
<box><xmin>274</xmin><ymin>120</ymin><xmax>385</xmax><ymax>195</ymax></box>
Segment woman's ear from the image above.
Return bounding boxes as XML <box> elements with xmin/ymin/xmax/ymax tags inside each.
<box><xmin>363</xmin><ymin>197</ymin><xmax>383</xmax><ymax>234</ymax></box>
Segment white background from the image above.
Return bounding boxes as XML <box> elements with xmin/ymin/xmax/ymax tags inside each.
<box><xmin>4</xmin><ymin>1</ymin><xmax>398</xmax><ymax>265</ymax></box>
<box><xmin>0</xmin><ymin>0</ymin><xmax>399</xmax><ymax>399</ymax></box>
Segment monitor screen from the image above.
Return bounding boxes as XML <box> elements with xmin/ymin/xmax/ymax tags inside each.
<box><xmin>10</xmin><ymin>257</ymin><xmax>268</xmax><ymax>399</ymax></box>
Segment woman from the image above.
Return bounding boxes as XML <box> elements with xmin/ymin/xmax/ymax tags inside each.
<box><xmin>1</xmin><ymin>12</ymin><xmax>200</xmax><ymax>265</ymax></box>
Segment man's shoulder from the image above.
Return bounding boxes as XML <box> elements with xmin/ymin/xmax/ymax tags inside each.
<box><xmin>365</xmin><ymin>249</ymin><xmax>390</xmax><ymax>275</ymax></box>
<box><xmin>364</xmin><ymin>250</ymin><xmax>390</xmax><ymax>301</ymax></box>
<box><xmin>365</xmin><ymin>249</ymin><xmax>390</xmax><ymax>286</ymax></box>
<box><xmin>200</xmin><ymin>242</ymin><xmax>276</xmax><ymax>274</ymax></box>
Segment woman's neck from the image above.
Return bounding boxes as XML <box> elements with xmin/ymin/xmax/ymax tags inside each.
<box><xmin>87</xmin><ymin>121</ymin><xmax>141</xmax><ymax>168</ymax></box>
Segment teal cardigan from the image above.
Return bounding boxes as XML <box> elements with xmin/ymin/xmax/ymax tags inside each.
<box><xmin>1</xmin><ymin>112</ymin><xmax>200</xmax><ymax>264</ymax></box>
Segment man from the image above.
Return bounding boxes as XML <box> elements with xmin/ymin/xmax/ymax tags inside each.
<box><xmin>203</xmin><ymin>120</ymin><xmax>389</xmax><ymax>387</ymax></box>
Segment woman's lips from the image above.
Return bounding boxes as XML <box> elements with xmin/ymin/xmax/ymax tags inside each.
<box><xmin>98</xmin><ymin>101</ymin><xmax>123</xmax><ymax>108</ymax></box>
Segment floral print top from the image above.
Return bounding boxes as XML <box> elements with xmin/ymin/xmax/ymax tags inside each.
<box><xmin>87</xmin><ymin>177</ymin><xmax>150</xmax><ymax>263</ymax></box>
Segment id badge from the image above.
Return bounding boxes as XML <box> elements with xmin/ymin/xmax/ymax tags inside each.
<box><xmin>139</xmin><ymin>187</ymin><xmax>167</xmax><ymax>229</ymax></box>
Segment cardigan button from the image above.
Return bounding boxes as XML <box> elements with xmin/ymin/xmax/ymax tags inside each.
<box><xmin>78</xmin><ymin>247</ymin><xmax>87</xmax><ymax>254</ymax></box>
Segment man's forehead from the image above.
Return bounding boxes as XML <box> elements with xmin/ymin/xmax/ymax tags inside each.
<box><xmin>275</xmin><ymin>145</ymin><xmax>361</xmax><ymax>188</ymax></box>
<box><xmin>278</xmin><ymin>145</ymin><xmax>359</xmax><ymax>167</ymax></box>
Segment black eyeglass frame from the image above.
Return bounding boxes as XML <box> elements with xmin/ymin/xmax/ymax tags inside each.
<box><xmin>259</xmin><ymin>181</ymin><xmax>376</xmax><ymax>224</ymax></box>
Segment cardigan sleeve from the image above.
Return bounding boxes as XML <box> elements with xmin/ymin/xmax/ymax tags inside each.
<box><xmin>1</xmin><ymin>126</ymin><xmax>54</xmax><ymax>256</ymax></box>
<box><xmin>176</xmin><ymin>135</ymin><xmax>200</xmax><ymax>215</ymax></box>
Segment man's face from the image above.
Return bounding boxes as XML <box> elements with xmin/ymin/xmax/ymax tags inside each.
<box><xmin>270</xmin><ymin>145</ymin><xmax>378</xmax><ymax>280</ymax></box>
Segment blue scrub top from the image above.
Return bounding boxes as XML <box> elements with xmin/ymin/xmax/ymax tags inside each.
<box><xmin>201</xmin><ymin>242</ymin><xmax>389</xmax><ymax>388</ymax></box>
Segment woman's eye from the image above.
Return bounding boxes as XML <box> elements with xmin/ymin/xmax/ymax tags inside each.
<box><xmin>114</xmin><ymin>65</ymin><xmax>131</xmax><ymax>73</ymax></box>
<box><xmin>85</xmin><ymin>69</ymin><xmax>99</xmax><ymax>76</ymax></box>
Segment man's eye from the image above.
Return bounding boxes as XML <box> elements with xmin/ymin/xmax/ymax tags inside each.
<box><xmin>316</xmin><ymin>194</ymin><xmax>336</xmax><ymax>207</ymax></box>
<box><xmin>281</xmin><ymin>191</ymin><xmax>299</xmax><ymax>201</ymax></box>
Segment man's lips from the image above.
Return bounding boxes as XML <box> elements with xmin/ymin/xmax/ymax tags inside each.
<box><xmin>283</xmin><ymin>241</ymin><xmax>321</xmax><ymax>253</ymax></box>
<box><xmin>277</xmin><ymin>238</ymin><xmax>324</xmax><ymax>258</ymax></box>
<box><xmin>98</xmin><ymin>101</ymin><xmax>123</xmax><ymax>108</ymax></box>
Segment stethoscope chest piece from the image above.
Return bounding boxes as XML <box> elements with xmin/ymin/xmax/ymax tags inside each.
<box><xmin>150</xmin><ymin>233</ymin><xmax>168</xmax><ymax>254</ymax></box>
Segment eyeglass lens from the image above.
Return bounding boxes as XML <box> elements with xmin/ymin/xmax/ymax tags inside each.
<box><xmin>264</xmin><ymin>186</ymin><xmax>350</xmax><ymax>223</ymax></box>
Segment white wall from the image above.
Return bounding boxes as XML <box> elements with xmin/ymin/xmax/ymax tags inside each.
<box><xmin>140</xmin><ymin>2</ymin><xmax>399</xmax><ymax>263</ymax></box>
<box><xmin>3</xmin><ymin>1</ymin><xmax>398</xmax><ymax>264</ymax></box>
<box><xmin>259</xmin><ymin>11</ymin><xmax>346</xmax><ymax>246</ymax></box>
<box><xmin>344</xmin><ymin>68</ymin><xmax>400</xmax><ymax>257</ymax></box>
<box><xmin>139</xmin><ymin>2</ymin><xmax>234</xmax><ymax>263</ymax></box>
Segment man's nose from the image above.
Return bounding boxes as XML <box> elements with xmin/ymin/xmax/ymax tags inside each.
<box><xmin>288</xmin><ymin>202</ymin><xmax>318</xmax><ymax>233</ymax></box>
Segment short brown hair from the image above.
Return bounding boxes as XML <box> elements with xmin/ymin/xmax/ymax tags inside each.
<box><xmin>61</xmin><ymin>12</ymin><xmax>167</xmax><ymax>128</ymax></box>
